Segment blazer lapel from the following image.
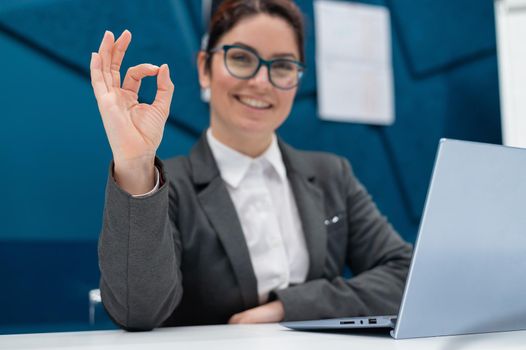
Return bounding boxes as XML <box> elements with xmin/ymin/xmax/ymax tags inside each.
<box><xmin>279</xmin><ymin>141</ymin><xmax>328</xmax><ymax>280</ymax></box>
<box><xmin>189</xmin><ymin>135</ymin><xmax>259</xmax><ymax>309</ymax></box>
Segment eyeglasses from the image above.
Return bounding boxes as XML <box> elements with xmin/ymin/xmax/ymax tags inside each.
<box><xmin>208</xmin><ymin>45</ymin><xmax>305</xmax><ymax>90</ymax></box>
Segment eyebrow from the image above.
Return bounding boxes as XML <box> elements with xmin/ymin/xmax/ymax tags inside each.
<box><xmin>232</xmin><ymin>41</ymin><xmax>298</xmax><ymax>60</ymax></box>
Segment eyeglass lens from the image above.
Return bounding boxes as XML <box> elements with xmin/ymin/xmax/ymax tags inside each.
<box><xmin>224</xmin><ymin>47</ymin><xmax>301</xmax><ymax>89</ymax></box>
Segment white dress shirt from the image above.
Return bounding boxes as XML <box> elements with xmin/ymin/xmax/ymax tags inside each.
<box><xmin>206</xmin><ymin>129</ymin><xmax>309</xmax><ymax>304</ymax></box>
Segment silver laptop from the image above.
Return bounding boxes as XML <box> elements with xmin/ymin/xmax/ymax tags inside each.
<box><xmin>281</xmin><ymin>139</ymin><xmax>526</xmax><ymax>339</ymax></box>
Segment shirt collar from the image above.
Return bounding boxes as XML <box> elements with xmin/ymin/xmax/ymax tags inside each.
<box><xmin>206</xmin><ymin>129</ymin><xmax>287</xmax><ymax>188</ymax></box>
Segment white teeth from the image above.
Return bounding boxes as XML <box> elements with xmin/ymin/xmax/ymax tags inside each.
<box><xmin>238</xmin><ymin>96</ymin><xmax>271</xmax><ymax>109</ymax></box>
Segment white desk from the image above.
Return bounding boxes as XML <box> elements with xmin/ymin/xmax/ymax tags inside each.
<box><xmin>1</xmin><ymin>323</ymin><xmax>526</xmax><ymax>350</ymax></box>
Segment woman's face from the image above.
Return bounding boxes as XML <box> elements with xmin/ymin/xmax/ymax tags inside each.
<box><xmin>199</xmin><ymin>14</ymin><xmax>300</xmax><ymax>142</ymax></box>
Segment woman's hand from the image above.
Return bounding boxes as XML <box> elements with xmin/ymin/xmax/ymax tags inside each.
<box><xmin>228</xmin><ymin>301</ymin><xmax>285</xmax><ymax>324</ymax></box>
<box><xmin>90</xmin><ymin>30</ymin><xmax>174</xmax><ymax>194</ymax></box>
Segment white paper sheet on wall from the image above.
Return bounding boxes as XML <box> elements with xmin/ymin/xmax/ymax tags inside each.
<box><xmin>495</xmin><ymin>0</ymin><xmax>526</xmax><ymax>148</ymax></box>
<box><xmin>314</xmin><ymin>0</ymin><xmax>395</xmax><ymax>125</ymax></box>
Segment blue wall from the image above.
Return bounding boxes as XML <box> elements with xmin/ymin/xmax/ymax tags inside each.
<box><xmin>0</xmin><ymin>0</ymin><xmax>501</xmax><ymax>332</ymax></box>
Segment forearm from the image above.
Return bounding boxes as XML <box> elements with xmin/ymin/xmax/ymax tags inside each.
<box><xmin>98</xmin><ymin>162</ymin><xmax>183</xmax><ymax>330</ymax></box>
<box><xmin>275</xmin><ymin>250</ymin><xmax>411</xmax><ymax>321</ymax></box>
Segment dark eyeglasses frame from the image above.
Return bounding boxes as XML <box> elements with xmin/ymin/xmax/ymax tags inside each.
<box><xmin>208</xmin><ymin>44</ymin><xmax>305</xmax><ymax>90</ymax></box>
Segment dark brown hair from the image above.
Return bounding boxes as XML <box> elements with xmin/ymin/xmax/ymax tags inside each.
<box><xmin>204</xmin><ymin>0</ymin><xmax>305</xmax><ymax>71</ymax></box>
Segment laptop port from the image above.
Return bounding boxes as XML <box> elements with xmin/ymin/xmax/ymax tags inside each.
<box><xmin>369</xmin><ymin>318</ymin><xmax>377</xmax><ymax>324</ymax></box>
<box><xmin>340</xmin><ymin>320</ymin><xmax>355</xmax><ymax>324</ymax></box>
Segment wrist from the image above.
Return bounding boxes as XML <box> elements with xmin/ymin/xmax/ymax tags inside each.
<box><xmin>113</xmin><ymin>156</ymin><xmax>156</xmax><ymax>195</ymax></box>
<box><xmin>113</xmin><ymin>153</ymin><xmax>155</xmax><ymax>170</ymax></box>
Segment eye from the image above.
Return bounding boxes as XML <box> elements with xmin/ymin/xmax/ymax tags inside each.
<box><xmin>232</xmin><ymin>53</ymin><xmax>249</xmax><ymax>61</ymax></box>
<box><xmin>228</xmin><ymin>50</ymin><xmax>255</xmax><ymax>65</ymax></box>
<box><xmin>272</xmin><ymin>61</ymin><xmax>296</xmax><ymax>71</ymax></box>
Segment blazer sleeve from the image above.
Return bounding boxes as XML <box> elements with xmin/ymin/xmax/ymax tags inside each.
<box><xmin>98</xmin><ymin>158</ymin><xmax>183</xmax><ymax>331</ymax></box>
<box><xmin>274</xmin><ymin>157</ymin><xmax>413</xmax><ymax>321</ymax></box>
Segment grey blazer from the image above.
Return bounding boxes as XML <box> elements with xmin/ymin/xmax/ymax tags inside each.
<box><xmin>98</xmin><ymin>135</ymin><xmax>412</xmax><ymax>331</ymax></box>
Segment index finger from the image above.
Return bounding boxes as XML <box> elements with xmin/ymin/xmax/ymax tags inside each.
<box><xmin>152</xmin><ymin>64</ymin><xmax>175</xmax><ymax>117</ymax></box>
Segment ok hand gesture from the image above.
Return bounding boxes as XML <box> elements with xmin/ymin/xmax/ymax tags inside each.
<box><xmin>90</xmin><ymin>30</ymin><xmax>174</xmax><ymax>194</ymax></box>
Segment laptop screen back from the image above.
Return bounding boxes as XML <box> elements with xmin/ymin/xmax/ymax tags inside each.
<box><xmin>393</xmin><ymin>139</ymin><xmax>526</xmax><ymax>339</ymax></box>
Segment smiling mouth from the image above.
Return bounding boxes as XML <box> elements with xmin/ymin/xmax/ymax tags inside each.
<box><xmin>235</xmin><ymin>95</ymin><xmax>272</xmax><ymax>110</ymax></box>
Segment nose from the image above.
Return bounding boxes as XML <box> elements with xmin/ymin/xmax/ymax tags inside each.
<box><xmin>249</xmin><ymin>64</ymin><xmax>271</xmax><ymax>87</ymax></box>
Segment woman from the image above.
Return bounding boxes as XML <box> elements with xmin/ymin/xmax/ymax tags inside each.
<box><xmin>90</xmin><ymin>0</ymin><xmax>412</xmax><ymax>331</ymax></box>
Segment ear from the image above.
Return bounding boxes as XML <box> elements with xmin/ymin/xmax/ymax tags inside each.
<box><xmin>197</xmin><ymin>51</ymin><xmax>211</xmax><ymax>89</ymax></box>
